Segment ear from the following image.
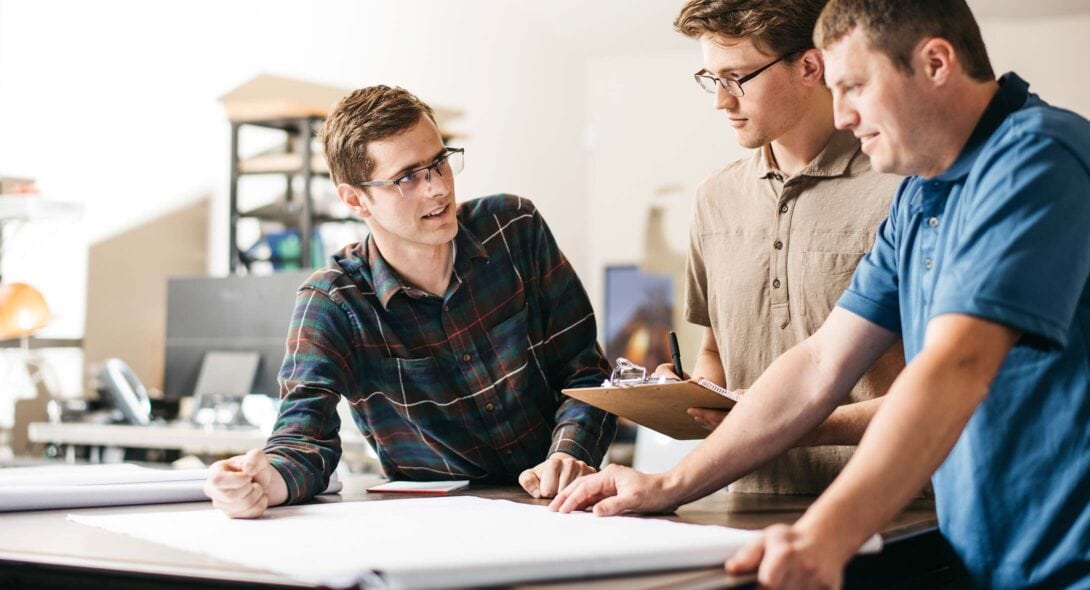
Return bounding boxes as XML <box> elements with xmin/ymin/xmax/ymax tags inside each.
<box><xmin>797</xmin><ymin>48</ymin><xmax>825</xmax><ymax>87</ymax></box>
<box><xmin>336</xmin><ymin>183</ymin><xmax>372</xmax><ymax>220</ymax></box>
<box><xmin>917</xmin><ymin>37</ymin><xmax>956</xmax><ymax>86</ymax></box>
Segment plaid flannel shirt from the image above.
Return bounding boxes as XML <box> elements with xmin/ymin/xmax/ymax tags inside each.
<box><xmin>264</xmin><ymin>195</ymin><xmax>616</xmax><ymax>503</ymax></box>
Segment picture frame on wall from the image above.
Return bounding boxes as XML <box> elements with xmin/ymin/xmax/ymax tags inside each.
<box><xmin>603</xmin><ymin>265</ymin><xmax>673</xmax><ymax>374</ymax></box>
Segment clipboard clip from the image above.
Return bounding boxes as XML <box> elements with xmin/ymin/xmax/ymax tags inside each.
<box><xmin>603</xmin><ymin>357</ymin><xmax>680</xmax><ymax>387</ymax></box>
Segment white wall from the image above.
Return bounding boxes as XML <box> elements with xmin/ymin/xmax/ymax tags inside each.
<box><xmin>0</xmin><ymin>0</ymin><xmax>592</xmax><ymax>344</ymax></box>
<box><xmin>980</xmin><ymin>14</ymin><xmax>1090</xmax><ymax>118</ymax></box>
<box><xmin>583</xmin><ymin>52</ymin><xmax>747</xmax><ymax>361</ymax></box>
<box><xmin>0</xmin><ymin>1</ymin><xmax>1088</xmax><ymax>388</ymax></box>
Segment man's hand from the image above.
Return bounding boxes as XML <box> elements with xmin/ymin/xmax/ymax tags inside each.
<box><xmin>547</xmin><ymin>464</ymin><xmax>679</xmax><ymax>515</ymax></box>
<box><xmin>653</xmin><ymin>363</ymin><xmax>686</xmax><ymax>380</ymax></box>
<box><xmin>656</xmin><ymin>362</ymin><xmax>727</xmax><ymax>432</ymax></box>
<box><xmin>687</xmin><ymin>408</ymin><xmax>729</xmax><ymax>431</ymax></box>
<box><xmin>204</xmin><ymin>449</ymin><xmax>288</xmax><ymax>518</ymax></box>
<box><xmin>688</xmin><ymin>389</ymin><xmax>745</xmax><ymax>431</ymax></box>
<box><xmin>726</xmin><ymin>524</ymin><xmax>849</xmax><ymax>589</ymax></box>
<box><xmin>519</xmin><ymin>452</ymin><xmax>596</xmax><ymax>499</ymax></box>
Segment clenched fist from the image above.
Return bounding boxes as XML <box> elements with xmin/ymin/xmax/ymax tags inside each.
<box><xmin>204</xmin><ymin>449</ymin><xmax>289</xmax><ymax>518</ymax></box>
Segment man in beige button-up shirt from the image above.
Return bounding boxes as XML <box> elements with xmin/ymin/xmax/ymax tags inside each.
<box><xmin>666</xmin><ymin>0</ymin><xmax>905</xmax><ymax>494</ymax></box>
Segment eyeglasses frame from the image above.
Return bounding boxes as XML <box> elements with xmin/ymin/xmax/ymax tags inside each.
<box><xmin>358</xmin><ymin>147</ymin><xmax>465</xmax><ymax>197</ymax></box>
<box><xmin>693</xmin><ymin>51</ymin><xmax>801</xmax><ymax>97</ymax></box>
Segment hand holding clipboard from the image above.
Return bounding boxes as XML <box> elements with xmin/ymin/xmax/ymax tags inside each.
<box><xmin>563</xmin><ymin>356</ymin><xmax>739</xmax><ymax>440</ymax></box>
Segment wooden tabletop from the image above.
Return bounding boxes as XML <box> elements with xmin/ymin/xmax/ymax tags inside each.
<box><xmin>0</xmin><ymin>475</ymin><xmax>936</xmax><ymax>589</ymax></box>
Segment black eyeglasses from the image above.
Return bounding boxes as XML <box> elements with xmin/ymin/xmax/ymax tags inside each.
<box><xmin>694</xmin><ymin>55</ymin><xmax>788</xmax><ymax>98</ymax></box>
<box><xmin>360</xmin><ymin>148</ymin><xmax>465</xmax><ymax>198</ymax></box>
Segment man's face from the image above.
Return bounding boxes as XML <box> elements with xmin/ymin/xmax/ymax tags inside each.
<box><xmin>354</xmin><ymin>114</ymin><xmax>459</xmax><ymax>251</ymax></box>
<box><xmin>823</xmin><ymin>28</ymin><xmax>934</xmax><ymax>176</ymax></box>
<box><xmin>698</xmin><ymin>36</ymin><xmax>807</xmax><ymax>149</ymax></box>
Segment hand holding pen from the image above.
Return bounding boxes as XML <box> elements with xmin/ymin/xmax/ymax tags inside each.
<box><xmin>653</xmin><ymin>330</ymin><xmax>739</xmax><ymax>431</ymax></box>
<box><xmin>652</xmin><ymin>330</ymin><xmax>688</xmax><ymax>379</ymax></box>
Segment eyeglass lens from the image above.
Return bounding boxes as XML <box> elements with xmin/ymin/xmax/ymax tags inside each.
<box><xmin>695</xmin><ymin>75</ymin><xmax>739</xmax><ymax>96</ymax></box>
<box><xmin>396</xmin><ymin>150</ymin><xmax>464</xmax><ymax>196</ymax></box>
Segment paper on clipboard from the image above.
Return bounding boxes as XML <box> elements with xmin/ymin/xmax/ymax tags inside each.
<box><xmin>563</xmin><ymin>378</ymin><xmax>740</xmax><ymax>440</ymax></box>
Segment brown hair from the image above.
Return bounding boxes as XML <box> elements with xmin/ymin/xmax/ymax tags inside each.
<box><xmin>815</xmin><ymin>0</ymin><xmax>994</xmax><ymax>81</ymax></box>
<box><xmin>674</xmin><ymin>0</ymin><xmax>830</xmax><ymax>57</ymax></box>
<box><xmin>319</xmin><ymin>85</ymin><xmax>436</xmax><ymax>187</ymax></box>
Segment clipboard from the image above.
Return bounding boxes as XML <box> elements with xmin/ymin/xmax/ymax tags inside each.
<box><xmin>563</xmin><ymin>378</ymin><xmax>740</xmax><ymax>440</ymax></box>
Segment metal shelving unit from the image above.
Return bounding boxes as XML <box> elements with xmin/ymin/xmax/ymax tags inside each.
<box><xmin>227</xmin><ymin>115</ymin><xmax>351</xmax><ymax>273</ymax></box>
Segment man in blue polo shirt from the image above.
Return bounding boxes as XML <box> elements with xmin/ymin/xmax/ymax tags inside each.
<box><xmin>551</xmin><ymin>1</ymin><xmax>1090</xmax><ymax>587</ymax></box>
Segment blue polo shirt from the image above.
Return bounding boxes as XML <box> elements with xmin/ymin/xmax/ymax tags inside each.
<box><xmin>838</xmin><ymin>72</ymin><xmax>1090</xmax><ymax>588</ymax></box>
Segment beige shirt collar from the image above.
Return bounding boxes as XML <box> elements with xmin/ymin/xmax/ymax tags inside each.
<box><xmin>756</xmin><ymin>129</ymin><xmax>861</xmax><ymax>180</ymax></box>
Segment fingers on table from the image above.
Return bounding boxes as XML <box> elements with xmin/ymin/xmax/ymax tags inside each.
<box><xmin>726</xmin><ymin>534</ymin><xmax>766</xmax><ymax>575</ymax></box>
<box><xmin>555</xmin><ymin>460</ymin><xmax>586</xmax><ymax>494</ymax></box>
<box><xmin>757</xmin><ymin>525</ymin><xmax>807</xmax><ymax>588</ymax></box>
<box><xmin>551</xmin><ymin>473</ymin><xmax>609</xmax><ymax>513</ymax></box>
<box><xmin>519</xmin><ymin>469</ymin><xmax>542</xmax><ymax>498</ymax></box>
<box><xmin>538</xmin><ymin>462</ymin><xmax>561</xmax><ymax>498</ymax></box>
<box><xmin>591</xmin><ymin>494</ymin><xmax>635</xmax><ymax>517</ymax></box>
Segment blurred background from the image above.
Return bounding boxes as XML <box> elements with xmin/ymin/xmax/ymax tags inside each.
<box><xmin>0</xmin><ymin>0</ymin><xmax>1087</xmax><ymax>469</ymax></box>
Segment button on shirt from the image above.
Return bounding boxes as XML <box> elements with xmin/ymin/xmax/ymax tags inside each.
<box><xmin>265</xmin><ymin>195</ymin><xmax>617</xmax><ymax>503</ymax></box>
<box><xmin>686</xmin><ymin>130</ymin><xmax>905</xmax><ymax>494</ymax></box>
<box><xmin>839</xmin><ymin>73</ymin><xmax>1090</xmax><ymax>588</ymax></box>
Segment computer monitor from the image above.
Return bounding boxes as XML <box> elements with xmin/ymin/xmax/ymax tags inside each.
<box><xmin>163</xmin><ymin>271</ymin><xmax>313</xmax><ymax>399</ymax></box>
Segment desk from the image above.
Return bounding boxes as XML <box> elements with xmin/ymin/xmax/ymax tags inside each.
<box><xmin>27</xmin><ymin>422</ymin><xmax>376</xmax><ymax>469</ymax></box>
<box><xmin>0</xmin><ymin>474</ymin><xmax>950</xmax><ymax>589</ymax></box>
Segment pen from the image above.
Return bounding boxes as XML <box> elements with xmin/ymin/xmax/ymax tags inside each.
<box><xmin>669</xmin><ymin>331</ymin><xmax>683</xmax><ymax>378</ymax></box>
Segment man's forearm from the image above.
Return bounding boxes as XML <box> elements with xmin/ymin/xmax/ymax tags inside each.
<box><xmin>691</xmin><ymin>347</ymin><xmax>726</xmax><ymax>384</ymax></box>
<box><xmin>796</xmin><ymin>397</ymin><xmax>884</xmax><ymax>447</ymax></box>
<box><xmin>793</xmin><ymin>319</ymin><xmax>1017</xmax><ymax>563</ymax></box>
<box><xmin>689</xmin><ymin>327</ymin><xmax>726</xmax><ymax>384</ymax></box>
<box><xmin>666</xmin><ymin>338</ymin><xmax>850</xmax><ymax>503</ymax></box>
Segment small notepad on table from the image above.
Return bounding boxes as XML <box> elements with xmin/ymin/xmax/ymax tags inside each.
<box><xmin>366</xmin><ymin>480</ymin><xmax>470</xmax><ymax>494</ymax></box>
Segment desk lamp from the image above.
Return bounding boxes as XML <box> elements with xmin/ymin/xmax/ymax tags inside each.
<box><xmin>0</xmin><ymin>282</ymin><xmax>52</xmax><ymax>457</ymax></box>
<box><xmin>0</xmin><ymin>282</ymin><xmax>52</xmax><ymax>343</ymax></box>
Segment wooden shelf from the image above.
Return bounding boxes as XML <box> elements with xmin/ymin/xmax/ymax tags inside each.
<box><xmin>237</xmin><ymin>152</ymin><xmax>329</xmax><ymax>175</ymax></box>
<box><xmin>0</xmin><ymin>196</ymin><xmax>83</xmax><ymax>222</ymax></box>
<box><xmin>238</xmin><ymin>200</ymin><xmax>358</xmax><ymax>226</ymax></box>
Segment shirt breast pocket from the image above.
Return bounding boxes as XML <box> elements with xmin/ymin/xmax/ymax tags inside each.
<box><xmin>485</xmin><ymin>304</ymin><xmax>543</xmax><ymax>405</ymax></box>
<box><xmin>801</xmin><ymin>250</ymin><xmax>866</xmax><ymax>326</ymax></box>
<box><xmin>486</xmin><ymin>304</ymin><xmax>531</xmax><ymax>370</ymax></box>
<box><xmin>361</xmin><ymin>356</ymin><xmax>460</xmax><ymax>430</ymax></box>
<box><xmin>360</xmin><ymin>355</ymin><xmax>478</xmax><ymax>478</ymax></box>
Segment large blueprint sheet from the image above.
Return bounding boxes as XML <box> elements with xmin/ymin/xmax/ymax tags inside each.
<box><xmin>70</xmin><ymin>496</ymin><xmax>786</xmax><ymax>588</ymax></box>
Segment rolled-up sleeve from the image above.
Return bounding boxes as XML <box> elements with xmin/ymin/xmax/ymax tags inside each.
<box><xmin>529</xmin><ymin>210</ymin><xmax>617</xmax><ymax>466</ymax></box>
<box><xmin>264</xmin><ymin>287</ymin><xmax>356</xmax><ymax>504</ymax></box>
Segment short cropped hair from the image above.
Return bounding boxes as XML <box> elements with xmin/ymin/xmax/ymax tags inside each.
<box><xmin>815</xmin><ymin>0</ymin><xmax>994</xmax><ymax>82</ymax></box>
<box><xmin>319</xmin><ymin>85</ymin><xmax>436</xmax><ymax>186</ymax></box>
<box><xmin>674</xmin><ymin>0</ymin><xmax>830</xmax><ymax>58</ymax></box>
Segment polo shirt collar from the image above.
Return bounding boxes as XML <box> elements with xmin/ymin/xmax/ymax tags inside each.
<box><xmin>936</xmin><ymin>72</ymin><xmax>1030</xmax><ymax>182</ymax></box>
<box><xmin>366</xmin><ymin>220</ymin><xmax>491</xmax><ymax>310</ymax></box>
<box><xmin>758</xmin><ymin>129</ymin><xmax>860</xmax><ymax>180</ymax></box>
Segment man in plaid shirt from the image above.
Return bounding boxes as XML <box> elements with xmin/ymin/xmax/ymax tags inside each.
<box><xmin>205</xmin><ymin>86</ymin><xmax>617</xmax><ymax>518</ymax></box>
